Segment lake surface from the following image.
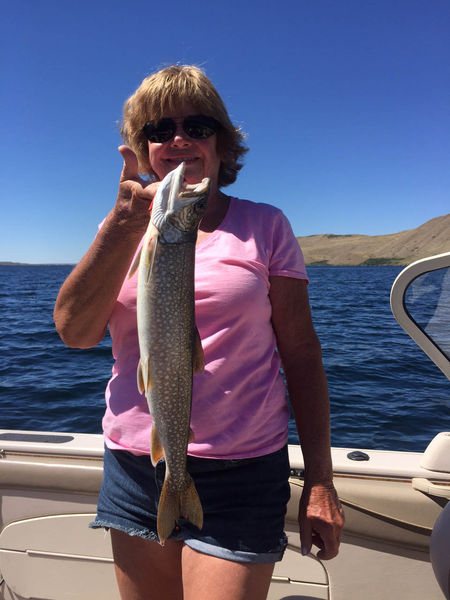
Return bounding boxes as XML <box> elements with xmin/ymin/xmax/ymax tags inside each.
<box><xmin>0</xmin><ymin>265</ymin><xmax>448</xmax><ymax>452</ymax></box>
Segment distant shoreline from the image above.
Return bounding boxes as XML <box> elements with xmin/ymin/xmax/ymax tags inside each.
<box><xmin>2</xmin><ymin>213</ymin><xmax>448</xmax><ymax>268</ymax></box>
<box><xmin>0</xmin><ymin>261</ymin><xmax>404</xmax><ymax>268</ymax></box>
<box><xmin>297</xmin><ymin>214</ymin><xmax>449</xmax><ymax>267</ymax></box>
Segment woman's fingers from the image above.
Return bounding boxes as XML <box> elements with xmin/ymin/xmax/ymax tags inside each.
<box><xmin>118</xmin><ymin>145</ymin><xmax>141</xmax><ymax>183</ymax></box>
<box><xmin>298</xmin><ymin>483</ymin><xmax>344</xmax><ymax>560</ymax></box>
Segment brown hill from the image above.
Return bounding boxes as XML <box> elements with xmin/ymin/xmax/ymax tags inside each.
<box><xmin>297</xmin><ymin>214</ymin><xmax>450</xmax><ymax>266</ymax></box>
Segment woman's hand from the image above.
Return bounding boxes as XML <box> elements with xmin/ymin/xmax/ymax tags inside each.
<box><xmin>298</xmin><ymin>481</ymin><xmax>344</xmax><ymax>559</ymax></box>
<box><xmin>113</xmin><ymin>145</ymin><xmax>159</xmax><ymax>232</ymax></box>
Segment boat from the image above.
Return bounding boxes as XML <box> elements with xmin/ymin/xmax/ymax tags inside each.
<box><xmin>1</xmin><ymin>252</ymin><xmax>449</xmax><ymax>600</ymax></box>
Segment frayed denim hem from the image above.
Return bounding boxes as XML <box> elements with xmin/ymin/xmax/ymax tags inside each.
<box><xmin>88</xmin><ymin>519</ymin><xmax>160</xmax><ymax>542</ymax></box>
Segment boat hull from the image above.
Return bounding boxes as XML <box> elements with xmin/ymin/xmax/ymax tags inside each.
<box><xmin>0</xmin><ymin>430</ymin><xmax>448</xmax><ymax>600</ymax></box>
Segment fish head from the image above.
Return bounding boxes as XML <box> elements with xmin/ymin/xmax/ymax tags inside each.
<box><xmin>151</xmin><ymin>162</ymin><xmax>210</xmax><ymax>242</ymax></box>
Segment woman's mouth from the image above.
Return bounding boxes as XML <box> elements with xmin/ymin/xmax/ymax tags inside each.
<box><xmin>166</xmin><ymin>157</ymin><xmax>198</xmax><ymax>166</ymax></box>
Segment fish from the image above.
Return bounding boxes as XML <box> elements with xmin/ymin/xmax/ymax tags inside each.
<box><xmin>134</xmin><ymin>161</ymin><xmax>210</xmax><ymax>545</ymax></box>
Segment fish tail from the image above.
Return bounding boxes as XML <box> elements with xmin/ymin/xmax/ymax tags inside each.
<box><xmin>180</xmin><ymin>476</ymin><xmax>203</xmax><ymax>530</ymax></box>
<box><xmin>157</xmin><ymin>475</ymin><xmax>203</xmax><ymax>545</ymax></box>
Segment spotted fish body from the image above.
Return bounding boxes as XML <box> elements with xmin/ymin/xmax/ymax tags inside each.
<box><xmin>135</xmin><ymin>162</ymin><xmax>209</xmax><ymax>544</ymax></box>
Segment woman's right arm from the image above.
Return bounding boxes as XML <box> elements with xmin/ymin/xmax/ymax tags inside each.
<box><xmin>53</xmin><ymin>147</ymin><xmax>158</xmax><ymax>349</ymax></box>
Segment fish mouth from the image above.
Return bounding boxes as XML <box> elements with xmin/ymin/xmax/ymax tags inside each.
<box><xmin>150</xmin><ymin>161</ymin><xmax>210</xmax><ymax>235</ymax></box>
<box><xmin>169</xmin><ymin>162</ymin><xmax>209</xmax><ymax>200</ymax></box>
<box><xmin>181</xmin><ymin>178</ymin><xmax>210</xmax><ymax>198</ymax></box>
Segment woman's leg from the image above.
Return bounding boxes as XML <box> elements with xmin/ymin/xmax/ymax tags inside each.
<box><xmin>110</xmin><ymin>528</ymin><xmax>184</xmax><ymax>600</ymax></box>
<box><xmin>181</xmin><ymin>545</ymin><xmax>275</xmax><ymax>600</ymax></box>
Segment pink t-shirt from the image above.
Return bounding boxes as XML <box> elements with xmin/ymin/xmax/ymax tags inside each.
<box><xmin>102</xmin><ymin>197</ymin><xmax>308</xmax><ymax>458</ymax></box>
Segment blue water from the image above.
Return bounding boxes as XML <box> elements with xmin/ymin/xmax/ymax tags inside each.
<box><xmin>0</xmin><ymin>265</ymin><xmax>448</xmax><ymax>452</ymax></box>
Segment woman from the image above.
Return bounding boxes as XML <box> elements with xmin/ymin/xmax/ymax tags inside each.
<box><xmin>54</xmin><ymin>65</ymin><xmax>344</xmax><ymax>600</ymax></box>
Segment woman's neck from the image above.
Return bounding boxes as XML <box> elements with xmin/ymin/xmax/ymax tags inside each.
<box><xmin>199</xmin><ymin>190</ymin><xmax>230</xmax><ymax>233</ymax></box>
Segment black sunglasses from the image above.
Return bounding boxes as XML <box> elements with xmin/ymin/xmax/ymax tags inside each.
<box><xmin>142</xmin><ymin>114</ymin><xmax>220</xmax><ymax>143</ymax></box>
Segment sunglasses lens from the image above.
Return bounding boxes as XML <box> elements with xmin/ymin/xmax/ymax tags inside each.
<box><xmin>142</xmin><ymin>115</ymin><xmax>219</xmax><ymax>142</ymax></box>
<box><xmin>184</xmin><ymin>116</ymin><xmax>219</xmax><ymax>139</ymax></box>
<box><xmin>143</xmin><ymin>119</ymin><xmax>175</xmax><ymax>143</ymax></box>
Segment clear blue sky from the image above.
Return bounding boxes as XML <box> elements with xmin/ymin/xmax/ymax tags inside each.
<box><xmin>2</xmin><ymin>0</ymin><xmax>449</xmax><ymax>263</ymax></box>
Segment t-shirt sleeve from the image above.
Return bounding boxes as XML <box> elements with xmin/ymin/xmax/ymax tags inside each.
<box><xmin>269</xmin><ymin>210</ymin><xmax>308</xmax><ymax>282</ymax></box>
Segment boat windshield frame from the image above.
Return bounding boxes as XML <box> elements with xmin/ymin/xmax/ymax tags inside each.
<box><xmin>390</xmin><ymin>251</ymin><xmax>450</xmax><ymax>380</ymax></box>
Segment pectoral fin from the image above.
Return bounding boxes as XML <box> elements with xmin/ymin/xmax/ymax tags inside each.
<box><xmin>145</xmin><ymin>234</ymin><xmax>158</xmax><ymax>276</ymax></box>
<box><xmin>128</xmin><ymin>248</ymin><xmax>142</xmax><ymax>279</ymax></box>
<box><xmin>128</xmin><ymin>224</ymin><xmax>159</xmax><ymax>279</ymax></box>
<box><xmin>193</xmin><ymin>326</ymin><xmax>205</xmax><ymax>373</ymax></box>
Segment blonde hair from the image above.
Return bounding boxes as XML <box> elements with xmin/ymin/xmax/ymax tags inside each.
<box><xmin>120</xmin><ymin>65</ymin><xmax>248</xmax><ymax>186</ymax></box>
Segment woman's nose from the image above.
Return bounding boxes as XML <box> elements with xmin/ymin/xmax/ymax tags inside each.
<box><xmin>170</xmin><ymin>122</ymin><xmax>191</xmax><ymax>147</ymax></box>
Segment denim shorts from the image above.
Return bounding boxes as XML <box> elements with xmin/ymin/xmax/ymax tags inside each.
<box><xmin>89</xmin><ymin>444</ymin><xmax>291</xmax><ymax>564</ymax></box>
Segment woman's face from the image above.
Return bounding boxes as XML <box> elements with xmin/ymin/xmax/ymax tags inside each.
<box><xmin>147</xmin><ymin>104</ymin><xmax>221</xmax><ymax>189</ymax></box>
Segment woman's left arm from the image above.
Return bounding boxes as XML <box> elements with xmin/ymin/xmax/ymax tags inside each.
<box><xmin>269</xmin><ymin>275</ymin><xmax>344</xmax><ymax>559</ymax></box>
